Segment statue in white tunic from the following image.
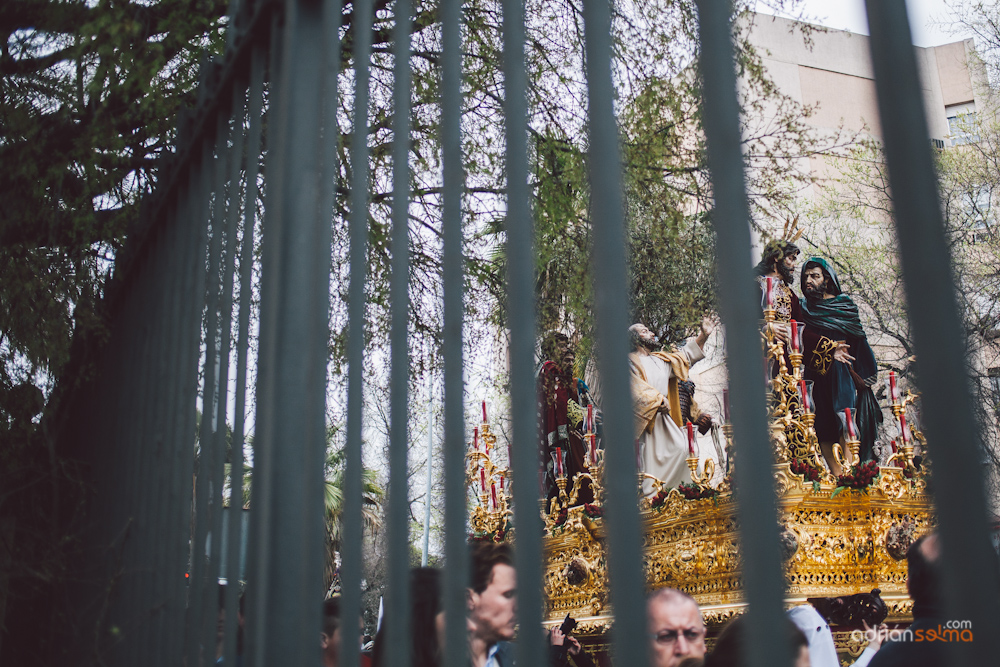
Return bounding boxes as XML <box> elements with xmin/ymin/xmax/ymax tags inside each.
<box><xmin>628</xmin><ymin>319</ymin><xmax>713</xmax><ymax>496</ymax></box>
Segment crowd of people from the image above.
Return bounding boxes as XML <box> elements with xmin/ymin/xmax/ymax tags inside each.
<box><xmin>212</xmin><ymin>528</ymin><xmax>952</xmax><ymax>667</ymax></box>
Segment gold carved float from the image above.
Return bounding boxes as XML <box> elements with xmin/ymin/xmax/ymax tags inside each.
<box><xmin>466</xmin><ymin>305</ymin><xmax>934</xmax><ymax>659</ymax></box>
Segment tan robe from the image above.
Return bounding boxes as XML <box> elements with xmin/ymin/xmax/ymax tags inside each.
<box><xmin>630</xmin><ymin>339</ymin><xmax>705</xmax><ymax>496</ymax></box>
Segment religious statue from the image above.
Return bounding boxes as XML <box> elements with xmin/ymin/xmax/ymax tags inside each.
<box><xmin>799</xmin><ymin>257</ymin><xmax>882</xmax><ymax>475</ymax></box>
<box><xmin>629</xmin><ymin>318</ymin><xmax>714</xmax><ymax>495</ymax></box>
<box><xmin>537</xmin><ymin>332</ymin><xmax>593</xmax><ymax>505</ymax></box>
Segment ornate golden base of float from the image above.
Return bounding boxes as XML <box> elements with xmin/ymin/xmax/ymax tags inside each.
<box><xmin>542</xmin><ymin>464</ymin><xmax>932</xmax><ymax>630</ymax></box>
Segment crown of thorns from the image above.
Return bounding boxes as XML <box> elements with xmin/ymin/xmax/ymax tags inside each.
<box><xmin>759</xmin><ymin>215</ymin><xmax>804</xmax><ymax>261</ymax></box>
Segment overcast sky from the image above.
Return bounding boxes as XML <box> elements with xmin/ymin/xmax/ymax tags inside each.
<box><xmin>756</xmin><ymin>0</ymin><xmax>972</xmax><ymax>47</ymax></box>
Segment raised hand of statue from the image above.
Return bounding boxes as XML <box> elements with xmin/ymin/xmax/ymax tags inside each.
<box><xmin>833</xmin><ymin>341</ymin><xmax>855</xmax><ymax>364</ymax></box>
<box><xmin>696</xmin><ymin>313</ymin><xmax>716</xmax><ymax>349</ymax></box>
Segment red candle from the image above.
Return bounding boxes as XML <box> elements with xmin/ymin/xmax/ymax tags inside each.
<box><xmin>473</xmin><ymin>427</ymin><xmax>479</xmax><ymax>451</ymax></box>
<box><xmin>480</xmin><ymin>467</ymin><xmax>486</xmax><ymax>492</ymax></box>
<box><xmin>587</xmin><ymin>404</ymin><xmax>594</xmax><ymax>433</ymax></box>
<box><xmin>722</xmin><ymin>388</ymin><xmax>730</xmax><ymax>422</ymax></box>
<box><xmin>799</xmin><ymin>380</ymin><xmax>810</xmax><ymax>412</ymax></box>
<box><xmin>490</xmin><ymin>482</ymin><xmax>498</xmax><ymax>510</ymax></box>
<box><xmin>556</xmin><ymin>448</ymin><xmax>564</xmax><ymax>476</ymax></box>
<box><xmin>482</xmin><ymin>400</ymin><xmax>488</xmax><ymax>424</ymax></box>
<box><xmin>899</xmin><ymin>413</ymin><xmax>909</xmax><ymax>444</ymax></box>
<box><xmin>589</xmin><ymin>434</ymin><xmax>597</xmax><ymax>464</ymax></box>
<box><xmin>888</xmin><ymin>371</ymin><xmax>898</xmax><ymax>403</ymax></box>
<box><xmin>766</xmin><ymin>277</ymin><xmax>774</xmax><ymax>308</ymax></box>
<box><xmin>845</xmin><ymin>408</ymin><xmax>856</xmax><ymax>439</ymax></box>
<box><xmin>499</xmin><ymin>475</ymin><xmax>504</xmax><ymax>492</ymax></box>
<box><xmin>686</xmin><ymin>421</ymin><xmax>695</xmax><ymax>456</ymax></box>
<box><xmin>790</xmin><ymin>319</ymin><xmax>799</xmax><ymax>351</ymax></box>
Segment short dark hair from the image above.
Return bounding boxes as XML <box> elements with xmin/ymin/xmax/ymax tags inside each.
<box><xmin>323</xmin><ymin>596</ymin><xmax>341</xmax><ymax>637</ymax></box>
<box><xmin>704</xmin><ymin>615</ymin><xmax>807</xmax><ymax>667</ymax></box>
<box><xmin>469</xmin><ymin>541</ymin><xmax>514</xmax><ymax>594</ymax></box>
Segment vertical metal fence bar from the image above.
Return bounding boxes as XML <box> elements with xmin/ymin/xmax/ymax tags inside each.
<box><xmin>578</xmin><ymin>2</ymin><xmax>648</xmax><ymax>666</ymax></box>
<box><xmin>439</xmin><ymin>1</ymin><xmax>469</xmax><ymax>666</ymax></box>
<box><xmin>864</xmin><ymin>1</ymin><xmax>1000</xmax><ymax>661</ymax></box>
<box><xmin>184</xmin><ymin>138</ymin><xmax>216</xmax><ymax>667</ymax></box>
<box><xmin>171</xmin><ymin>157</ymin><xmax>210</xmax><ymax>667</ymax></box>
<box><xmin>387</xmin><ymin>1</ymin><xmax>414</xmax><ymax>666</ymax></box>
<box><xmin>244</xmin><ymin>14</ymin><xmax>284</xmax><ymax>664</ymax></box>
<box><xmin>223</xmin><ymin>44</ymin><xmax>266</xmax><ymax>667</ymax></box>
<box><xmin>246</xmin><ymin>0</ymin><xmax>330</xmax><ymax>661</ymax></box>
<box><xmin>197</xmin><ymin>109</ymin><xmax>233</xmax><ymax>667</ymax></box>
<box><xmin>342</xmin><ymin>0</ymin><xmax>374</xmax><ymax>665</ymax></box>
<box><xmin>188</xmin><ymin>119</ymin><xmax>226</xmax><ymax>667</ymax></box>
<box><xmin>204</xmin><ymin>110</ymin><xmax>236</xmax><ymax>667</ymax></box>
<box><xmin>499</xmin><ymin>2</ymin><xmax>545</xmax><ymax>665</ymax></box>
<box><xmin>151</xmin><ymin>196</ymin><xmax>186</xmax><ymax>664</ymax></box>
<box><xmin>694</xmin><ymin>2</ymin><xmax>786</xmax><ymax>667</ymax></box>
<box><xmin>208</xmin><ymin>84</ymin><xmax>247</xmax><ymax>667</ymax></box>
<box><xmin>120</xmin><ymin>228</ymin><xmax>155</xmax><ymax>667</ymax></box>
<box><xmin>132</xmin><ymin>220</ymin><xmax>169</xmax><ymax>666</ymax></box>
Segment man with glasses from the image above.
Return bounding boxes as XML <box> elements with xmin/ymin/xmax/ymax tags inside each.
<box><xmin>647</xmin><ymin>588</ymin><xmax>706</xmax><ymax>667</ymax></box>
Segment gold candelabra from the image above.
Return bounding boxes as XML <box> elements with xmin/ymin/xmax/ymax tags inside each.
<box><xmin>467</xmin><ymin>418</ymin><xmax>513</xmax><ymax>540</ymax></box>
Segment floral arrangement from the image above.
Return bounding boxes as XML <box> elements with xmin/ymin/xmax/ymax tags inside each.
<box><xmin>582</xmin><ymin>503</ymin><xmax>604</xmax><ymax>519</ymax></box>
<box><xmin>677</xmin><ymin>481</ymin><xmax>719</xmax><ymax>501</ymax></box>
<box><xmin>650</xmin><ymin>489</ymin><xmax>670</xmax><ymax>509</ymax></box>
<box><xmin>790</xmin><ymin>457</ymin><xmax>821</xmax><ymax>483</ymax></box>
<box><xmin>471</xmin><ymin>520</ymin><xmax>510</xmax><ymax>543</ymax></box>
<box><xmin>832</xmin><ymin>460</ymin><xmax>880</xmax><ymax>496</ymax></box>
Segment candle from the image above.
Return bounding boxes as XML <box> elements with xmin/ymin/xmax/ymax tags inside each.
<box><xmin>555</xmin><ymin>448</ymin><xmax>564</xmax><ymax>476</ymax></box>
<box><xmin>686</xmin><ymin>421</ymin><xmax>695</xmax><ymax>456</ymax></box>
<box><xmin>790</xmin><ymin>319</ymin><xmax>799</xmax><ymax>351</ymax></box>
<box><xmin>888</xmin><ymin>372</ymin><xmax>899</xmax><ymax>403</ymax></box>
<box><xmin>722</xmin><ymin>388</ymin><xmax>731</xmax><ymax>422</ymax></box>
<box><xmin>499</xmin><ymin>475</ymin><xmax>504</xmax><ymax>492</ymax></box>
<box><xmin>480</xmin><ymin>467</ymin><xmax>486</xmax><ymax>492</ymax></box>
<box><xmin>490</xmin><ymin>482</ymin><xmax>498</xmax><ymax>510</ymax></box>
<box><xmin>587</xmin><ymin>404</ymin><xmax>594</xmax><ymax>433</ymax></box>
<box><xmin>845</xmin><ymin>407</ymin><xmax>856</xmax><ymax>439</ymax></box>
<box><xmin>482</xmin><ymin>400</ymin><xmax>488</xmax><ymax>424</ymax></box>
<box><xmin>799</xmin><ymin>380</ymin><xmax>810</xmax><ymax>412</ymax></box>
<box><xmin>899</xmin><ymin>413</ymin><xmax>909</xmax><ymax>444</ymax></box>
<box><xmin>635</xmin><ymin>439</ymin><xmax>643</xmax><ymax>471</ymax></box>
<box><xmin>589</xmin><ymin>433</ymin><xmax>597</xmax><ymax>464</ymax></box>
<box><xmin>766</xmin><ymin>276</ymin><xmax>774</xmax><ymax>308</ymax></box>
<box><xmin>473</xmin><ymin>427</ymin><xmax>479</xmax><ymax>451</ymax></box>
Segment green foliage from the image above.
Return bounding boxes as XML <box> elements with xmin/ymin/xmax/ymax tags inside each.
<box><xmin>0</xmin><ymin>0</ymin><xmax>229</xmax><ymax>402</ymax></box>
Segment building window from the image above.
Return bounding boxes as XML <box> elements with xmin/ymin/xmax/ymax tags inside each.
<box><xmin>947</xmin><ymin>102</ymin><xmax>979</xmax><ymax>146</ymax></box>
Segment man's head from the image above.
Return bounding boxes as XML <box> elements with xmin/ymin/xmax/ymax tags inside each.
<box><xmin>322</xmin><ymin>597</ymin><xmax>342</xmax><ymax>667</ymax></box>
<box><xmin>468</xmin><ymin>542</ymin><xmax>517</xmax><ymax>645</ymax></box>
<box><xmin>756</xmin><ymin>240</ymin><xmax>800</xmax><ymax>285</ymax></box>
<box><xmin>907</xmin><ymin>532</ymin><xmax>943</xmax><ymax>617</ymax></box>
<box><xmin>541</xmin><ymin>332</ymin><xmax>575</xmax><ymax>374</ymax></box>
<box><xmin>647</xmin><ymin>588</ymin><xmax>706</xmax><ymax>667</ymax></box>
<box><xmin>801</xmin><ymin>259</ymin><xmax>840</xmax><ymax>300</ymax></box>
<box><xmin>629</xmin><ymin>323</ymin><xmax>659</xmax><ymax>353</ymax></box>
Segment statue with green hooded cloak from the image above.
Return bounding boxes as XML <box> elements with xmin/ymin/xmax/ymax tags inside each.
<box><xmin>799</xmin><ymin>257</ymin><xmax>883</xmax><ymax>473</ymax></box>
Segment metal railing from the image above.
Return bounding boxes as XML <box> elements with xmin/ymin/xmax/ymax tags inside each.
<box><xmin>47</xmin><ymin>0</ymin><xmax>1000</xmax><ymax>666</ymax></box>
